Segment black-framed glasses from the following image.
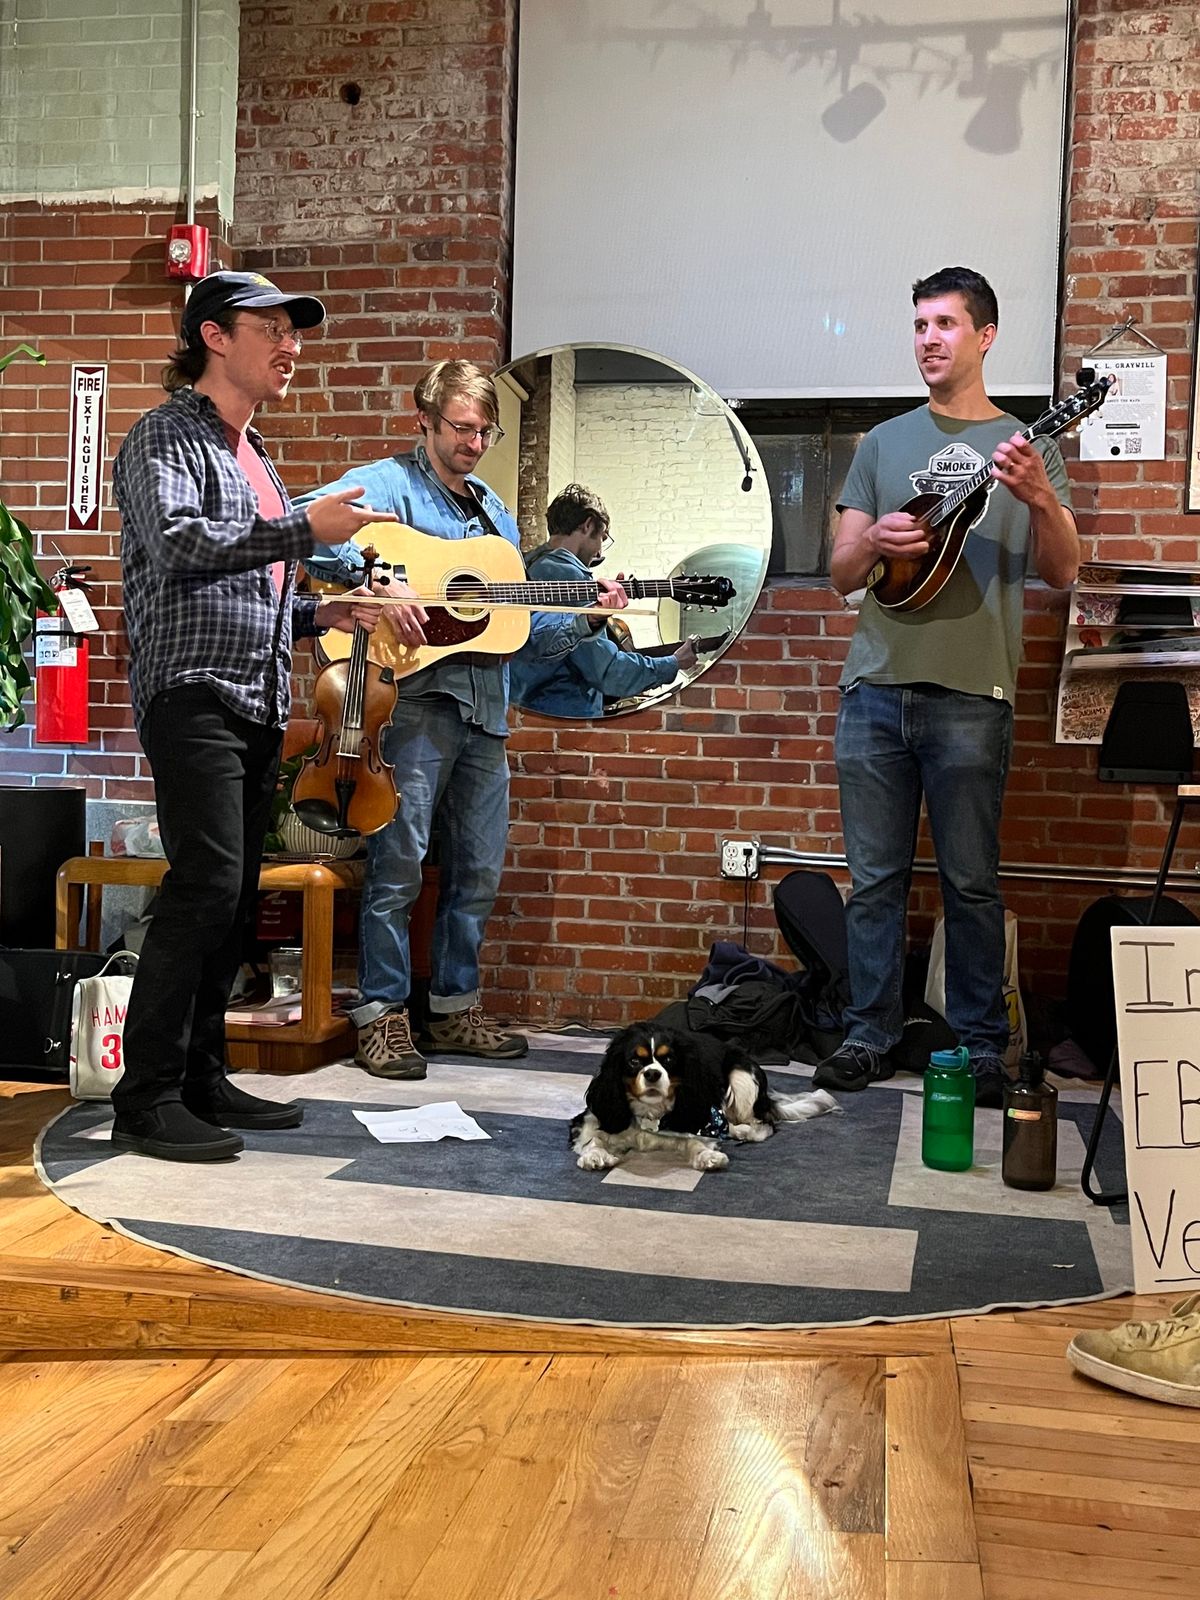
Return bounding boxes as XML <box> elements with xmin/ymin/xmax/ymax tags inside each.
<box><xmin>434</xmin><ymin>412</ymin><xmax>504</xmax><ymax>448</ymax></box>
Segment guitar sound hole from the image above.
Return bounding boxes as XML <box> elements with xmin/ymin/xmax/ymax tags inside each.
<box><xmin>444</xmin><ymin>571</ymin><xmax>488</xmax><ymax>620</ymax></box>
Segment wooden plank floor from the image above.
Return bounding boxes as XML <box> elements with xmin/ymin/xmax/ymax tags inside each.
<box><xmin>4</xmin><ymin>1079</ymin><xmax>1197</xmax><ymax>1599</ymax></box>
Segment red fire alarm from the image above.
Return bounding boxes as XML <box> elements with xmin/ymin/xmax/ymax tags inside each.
<box><xmin>166</xmin><ymin>223</ymin><xmax>210</xmax><ymax>281</ymax></box>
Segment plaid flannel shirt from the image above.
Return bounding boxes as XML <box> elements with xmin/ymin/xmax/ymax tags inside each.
<box><xmin>114</xmin><ymin>387</ymin><xmax>321</xmax><ymax>729</ymax></box>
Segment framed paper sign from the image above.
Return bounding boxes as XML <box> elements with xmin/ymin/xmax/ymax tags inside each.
<box><xmin>1189</xmin><ymin>267</ymin><xmax>1200</xmax><ymax>511</ymax></box>
<box><xmin>1111</xmin><ymin>926</ymin><xmax>1200</xmax><ymax>1294</ymax></box>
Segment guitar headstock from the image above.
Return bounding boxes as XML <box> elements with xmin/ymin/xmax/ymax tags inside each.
<box><xmin>672</xmin><ymin>574</ymin><xmax>737</xmax><ymax>609</ymax></box>
<box><xmin>1029</xmin><ymin>372</ymin><xmax>1117</xmax><ymax>441</ymax></box>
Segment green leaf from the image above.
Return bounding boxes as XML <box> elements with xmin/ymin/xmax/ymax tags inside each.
<box><xmin>0</xmin><ymin>344</ymin><xmax>45</xmax><ymax>376</ymax></box>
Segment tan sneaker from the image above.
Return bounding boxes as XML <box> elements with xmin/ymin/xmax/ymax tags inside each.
<box><xmin>355</xmin><ymin>1009</ymin><xmax>427</xmax><ymax>1079</ymax></box>
<box><xmin>1067</xmin><ymin>1294</ymin><xmax>1200</xmax><ymax>1407</ymax></box>
<box><xmin>424</xmin><ymin>1004</ymin><xmax>528</xmax><ymax>1059</ymax></box>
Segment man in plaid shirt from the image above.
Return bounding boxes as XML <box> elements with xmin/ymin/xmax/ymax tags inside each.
<box><xmin>111</xmin><ymin>270</ymin><xmax>395</xmax><ymax>1162</ymax></box>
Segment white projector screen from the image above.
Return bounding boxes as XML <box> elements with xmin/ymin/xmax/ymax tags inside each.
<box><xmin>512</xmin><ymin>0</ymin><xmax>1070</xmax><ymax>399</ymax></box>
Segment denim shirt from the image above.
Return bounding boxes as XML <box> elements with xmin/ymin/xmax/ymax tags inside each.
<box><xmin>509</xmin><ymin>544</ymin><xmax>680</xmax><ymax>718</ymax></box>
<box><xmin>114</xmin><ymin>386</ymin><xmax>321</xmax><ymax>729</ymax></box>
<box><xmin>297</xmin><ymin>445</ymin><xmax>580</xmax><ymax>736</ymax></box>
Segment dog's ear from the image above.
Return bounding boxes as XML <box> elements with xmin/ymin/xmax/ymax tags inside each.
<box><xmin>586</xmin><ymin>1034</ymin><xmax>635</xmax><ymax>1133</ymax></box>
<box><xmin>661</xmin><ymin>1032</ymin><xmax>726</xmax><ymax>1133</ymax></box>
<box><xmin>585</xmin><ymin>1062</ymin><xmax>633</xmax><ymax>1139</ymax></box>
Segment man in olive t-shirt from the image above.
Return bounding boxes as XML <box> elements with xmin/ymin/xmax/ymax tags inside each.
<box><xmin>813</xmin><ymin>267</ymin><xmax>1077</xmax><ymax>1108</ymax></box>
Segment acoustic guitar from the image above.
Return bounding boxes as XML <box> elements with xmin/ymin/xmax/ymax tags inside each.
<box><xmin>866</xmin><ymin>373</ymin><xmax>1115</xmax><ymax>613</ymax></box>
<box><xmin>314</xmin><ymin>523</ymin><xmax>736</xmax><ymax>680</ymax></box>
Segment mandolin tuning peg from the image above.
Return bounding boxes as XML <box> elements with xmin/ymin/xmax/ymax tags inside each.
<box><xmin>1076</xmin><ymin>366</ymin><xmax>1096</xmax><ymax>386</ymax></box>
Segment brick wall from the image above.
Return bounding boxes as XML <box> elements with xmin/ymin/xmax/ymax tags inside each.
<box><xmin>0</xmin><ymin>200</ymin><xmax>232</xmax><ymax>801</ymax></box>
<box><xmin>2</xmin><ymin>0</ymin><xmax>1197</xmax><ymax>1029</ymax></box>
<box><xmin>495</xmin><ymin>0</ymin><xmax>1200</xmax><ymax>1026</ymax></box>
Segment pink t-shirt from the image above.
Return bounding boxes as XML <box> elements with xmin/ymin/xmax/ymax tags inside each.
<box><xmin>224</xmin><ymin>422</ymin><xmax>287</xmax><ymax>591</ymax></box>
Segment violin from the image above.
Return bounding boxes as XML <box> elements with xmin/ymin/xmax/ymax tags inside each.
<box><xmin>292</xmin><ymin>546</ymin><xmax>398</xmax><ymax>838</ymax></box>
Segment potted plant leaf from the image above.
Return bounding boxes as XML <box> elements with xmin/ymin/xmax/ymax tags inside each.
<box><xmin>1</xmin><ymin>346</ymin><xmax>59</xmax><ymax>729</ymax></box>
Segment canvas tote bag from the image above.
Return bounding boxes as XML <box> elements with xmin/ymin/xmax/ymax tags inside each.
<box><xmin>68</xmin><ymin>951</ymin><xmax>138</xmax><ymax>1100</ymax></box>
<box><xmin>924</xmin><ymin>909</ymin><xmax>1028</xmax><ymax>1069</ymax></box>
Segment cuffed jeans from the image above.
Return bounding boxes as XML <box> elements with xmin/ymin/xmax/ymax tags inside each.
<box><xmin>353</xmin><ymin>695</ymin><xmax>510</xmax><ymax>1026</ymax></box>
<box><xmin>834</xmin><ymin>680</ymin><xmax>1013</xmax><ymax>1060</ymax></box>
<box><xmin>113</xmin><ymin>685</ymin><xmax>281</xmax><ymax>1115</ymax></box>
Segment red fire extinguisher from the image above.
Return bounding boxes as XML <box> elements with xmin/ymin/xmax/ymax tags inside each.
<box><xmin>35</xmin><ymin>561</ymin><xmax>96</xmax><ymax>745</ymax></box>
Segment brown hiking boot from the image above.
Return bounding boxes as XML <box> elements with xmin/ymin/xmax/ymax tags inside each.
<box><xmin>424</xmin><ymin>1004</ymin><xmax>527</xmax><ymax>1059</ymax></box>
<box><xmin>355</xmin><ymin>1009</ymin><xmax>427</xmax><ymax>1079</ymax></box>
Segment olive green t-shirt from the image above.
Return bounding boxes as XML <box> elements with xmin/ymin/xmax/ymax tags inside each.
<box><xmin>837</xmin><ymin>407</ymin><xmax>1072</xmax><ymax>704</ymax></box>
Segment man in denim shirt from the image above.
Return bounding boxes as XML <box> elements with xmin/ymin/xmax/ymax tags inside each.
<box><xmin>112</xmin><ymin>271</ymin><xmax>394</xmax><ymax>1161</ymax></box>
<box><xmin>301</xmin><ymin>361</ymin><xmax>629</xmax><ymax>1077</ymax></box>
<box><xmin>511</xmin><ymin>483</ymin><xmax>696</xmax><ymax>718</ymax></box>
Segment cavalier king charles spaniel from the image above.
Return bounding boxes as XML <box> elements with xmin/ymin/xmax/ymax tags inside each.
<box><xmin>570</xmin><ymin>1022</ymin><xmax>838</xmax><ymax>1172</ymax></box>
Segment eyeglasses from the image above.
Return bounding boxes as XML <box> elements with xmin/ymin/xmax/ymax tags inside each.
<box><xmin>434</xmin><ymin>412</ymin><xmax>504</xmax><ymax>448</ymax></box>
<box><xmin>240</xmin><ymin>316</ymin><xmax>303</xmax><ymax>351</ymax></box>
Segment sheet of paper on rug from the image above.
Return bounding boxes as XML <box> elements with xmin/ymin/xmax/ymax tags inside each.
<box><xmin>352</xmin><ymin>1102</ymin><xmax>491</xmax><ymax>1143</ymax></box>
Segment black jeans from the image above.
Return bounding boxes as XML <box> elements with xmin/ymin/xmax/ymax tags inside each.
<box><xmin>112</xmin><ymin>685</ymin><xmax>282</xmax><ymax>1116</ymax></box>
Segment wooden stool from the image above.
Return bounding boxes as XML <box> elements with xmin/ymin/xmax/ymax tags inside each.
<box><xmin>54</xmin><ymin>855</ymin><xmax>360</xmax><ymax>1071</ymax></box>
<box><xmin>1081</xmin><ymin>783</ymin><xmax>1200</xmax><ymax>1206</ymax></box>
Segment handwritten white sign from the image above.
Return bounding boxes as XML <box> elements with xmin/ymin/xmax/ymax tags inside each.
<box><xmin>1112</xmin><ymin>927</ymin><xmax>1200</xmax><ymax>1294</ymax></box>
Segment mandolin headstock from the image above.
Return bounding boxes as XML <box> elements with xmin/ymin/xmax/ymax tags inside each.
<box><xmin>1028</xmin><ymin>372</ymin><xmax>1117</xmax><ymax>442</ymax></box>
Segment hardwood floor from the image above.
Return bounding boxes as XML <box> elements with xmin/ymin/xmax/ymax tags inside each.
<box><xmin>3</xmin><ymin>1079</ymin><xmax>1197</xmax><ymax>1599</ymax></box>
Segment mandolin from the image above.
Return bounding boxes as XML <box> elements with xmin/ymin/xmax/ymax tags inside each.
<box><xmin>315</xmin><ymin>523</ymin><xmax>736</xmax><ymax>680</ymax></box>
<box><xmin>866</xmin><ymin>372</ymin><xmax>1115</xmax><ymax>613</ymax></box>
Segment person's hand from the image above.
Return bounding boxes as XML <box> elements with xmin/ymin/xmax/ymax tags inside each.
<box><xmin>992</xmin><ymin>433</ymin><xmax>1052</xmax><ymax>505</ymax></box>
<box><xmin>673</xmin><ymin>638</ymin><xmax>698</xmax><ymax>672</ymax></box>
<box><xmin>372</xmin><ymin>572</ymin><xmax>428</xmax><ymax>648</ymax></box>
<box><xmin>304</xmin><ymin>486</ymin><xmax>398</xmax><ymax>544</ymax></box>
<box><xmin>595</xmin><ymin>576</ymin><xmax>629</xmax><ymax>610</ymax></box>
<box><xmin>314</xmin><ymin>586</ymin><xmax>379</xmax><ymax>634</ymax></box>
<box><xmin>869</xmin><ymin>511</ymin><xmax>930</xmax><ymax>558</ymax></box>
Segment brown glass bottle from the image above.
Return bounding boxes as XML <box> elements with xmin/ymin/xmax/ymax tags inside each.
<box><xmin>1002</xmin><ymin>1053</ymin><xmax>1058</xmax><ymax>1191</ymax></box>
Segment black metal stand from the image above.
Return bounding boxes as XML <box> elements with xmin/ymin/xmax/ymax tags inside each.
<box><xmin>1080</xmin><ymin>785</ymin><xmax>1199</xmax><ymax>1206</ymax></box>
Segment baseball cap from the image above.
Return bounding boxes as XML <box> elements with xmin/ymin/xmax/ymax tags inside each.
<box><xmin>181</xmin><ymin>271</ymin><xmax>326</xmax><ymax>341</ymax></box>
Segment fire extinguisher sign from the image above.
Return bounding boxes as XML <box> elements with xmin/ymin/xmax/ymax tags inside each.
<box><xmin>67</xmin><ymin>364</ymin><xmax>107</xmax><ymax>532</ymax></box>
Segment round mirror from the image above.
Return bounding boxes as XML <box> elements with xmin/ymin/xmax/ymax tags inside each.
<box><xmin>476</xmin><ymin>342</ymin><xmax>771</xmax><ymax>719</ymax></box>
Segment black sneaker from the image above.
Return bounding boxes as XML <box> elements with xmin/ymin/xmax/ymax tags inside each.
<box><xmin>183</xmin><ymin>1078</ymin><xmax>304</xmax><ymax>1130</ymax></box>
<box><xmin>111</xmin><ymin>1101</ymin><xmax>244</xmax><ymax>1163</ymax></box>
<box><xmin>813</xmin><ymin>1040</ymin><xmax>893</xmax><ymax>1093</ymax></box>
<box><xmin>972</xmin><ymin>1057</ymin><xmax>1007</xmax><ymax>1110</ymax></box>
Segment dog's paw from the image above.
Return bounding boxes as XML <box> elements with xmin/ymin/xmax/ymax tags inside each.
<box><xmin>577</xmin><ymin>1147</ymin><xmax>620</xmax><ymax>1171</ymax></box>
<box><xmin>692</xmin><ymin>1146</ymin><xmax>729</xmax><ymax>1171</ymax></box>
<box><xmin>728</xmin><ymin>1121</ymin><xmax>773</xmax><ymax>1143</ymax></box>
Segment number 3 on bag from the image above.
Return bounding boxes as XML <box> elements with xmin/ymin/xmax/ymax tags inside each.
<box><xmin>69</xmin><ymin>953</ymin><xmax>138</xmax><ymax>1101</ymax></box>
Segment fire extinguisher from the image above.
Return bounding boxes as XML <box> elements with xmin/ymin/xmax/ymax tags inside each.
<box><xmin>35</xmin><ymin>560</ymin><xmax>97</xmax><ymax>745</ymax></box>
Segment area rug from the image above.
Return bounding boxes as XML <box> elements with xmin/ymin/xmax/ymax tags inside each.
<box><xmin>35</xmin><ymin>1035</ymin><xmax>1133</xmax><ymax>1329</ymax></box>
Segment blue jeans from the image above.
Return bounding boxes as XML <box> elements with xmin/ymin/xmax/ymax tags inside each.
<box><xmin>834</xmin><ymin>680</ymin><xmax>1013</xmax><ymax>1059</ymax></box>
<box><xmin>353</xmin><ymin>695</ymin><xmax>510</xmax><ymax>1025</ymax></box>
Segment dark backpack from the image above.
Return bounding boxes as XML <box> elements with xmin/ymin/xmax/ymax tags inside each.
<box><xmin>772</xmin><ymin>870</ymin><xmax>853</xmax><ymax>1031</ymax></box>
<box><xmin>1066</xmin><ymin>894</ymin><xmax>1199</xmax><ymax>1074</ymax></box>
<box><xmin>0</xmin><ymin>947</ymin><xmax>109</xmax><ymax>1074</ymax></box>
<box><xmin>655</xmin><ymin>985</ymin><xmax>815</xmax><ymax>1059</ymax></box>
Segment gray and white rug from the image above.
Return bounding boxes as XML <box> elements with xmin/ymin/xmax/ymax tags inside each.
<box><xmin>35</xmin><ymin>1035</ymin><xmax>1133</xmax><ymax>1328</ymax></box>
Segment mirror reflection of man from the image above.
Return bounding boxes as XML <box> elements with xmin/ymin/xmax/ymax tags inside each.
<box><xmin>297</xmin><ymin>366</ymin><xmax>630</xmax><ymax>1080</ymax></box>
<box><xmin>512</xmin><ymin>484</ymin><xmax>697</xmax><ymax>718</ymax></box>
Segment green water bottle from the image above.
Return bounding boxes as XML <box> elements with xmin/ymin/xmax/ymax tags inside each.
<box><xmin>922</xmin><ymin>1046</ymin><xmax>975</xmax><ymax>1171</ymax></box>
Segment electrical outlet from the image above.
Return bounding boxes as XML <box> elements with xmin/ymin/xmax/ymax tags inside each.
<box><xmin>720</xmin><ymin>838</ymin><xmax>760</xmax><ymax>879</ymax></box>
